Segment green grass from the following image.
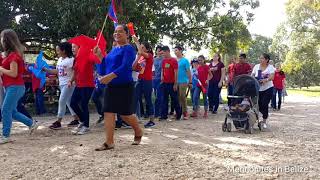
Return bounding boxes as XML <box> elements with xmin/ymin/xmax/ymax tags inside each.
<box><xmin>286</xmin><ymin>86</ymin><xmax>320</xmax><ymax>97</ymax></box>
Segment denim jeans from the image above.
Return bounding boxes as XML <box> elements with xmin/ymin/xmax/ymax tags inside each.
<box><xmin>136</xmin><ymin>80</ymin><xmax>154</xmax><ymax>117</ymax></box>
<box><xmin>193</xmin><ymin>86</ymin><xmax>208</xmax><ymax>111</ymax></box>
<box><xmin>91</xmin><ymin>87</ymin><xmax>104</xmax><ymax>117</ymax></box>
<box><xmin>57</xmin><ymin>85</ymin><xmax>76</xmax><ymax>118</ymax></box>
<box><xmin>17</xmin><ymin>95</ymin><xmax>32</xmax><ymax>119</ymax></box>
<box><xmin>35</xmin><ymin>88</ymin><xmax>46</xmax><ymax>115</ymax></box>
<box><xmin>160</xmin><ymin>83</ymin><xmax>181</xmax><ymax>119</ymax></box>
<box><xmin>208</xmin><ymin>81</ymin><xmax>222</xmax><ymax>112</ymax></box>
<box><xmin>70</xmin><ymin>87</ymin><xmax>94</xmax><ymax>128</ymax></box>
<box><xmin>2</xmin><ymin>86</ymin><xmax>33</xmax><ymax>138</ymax></box>
<box><xmin>153</xmin><ymin>79</ymin><xmax>163</xmax><ymax>117</ymax></box>
<box><xmin>272</xmin><ymin>88</ymin><xmax>283</xmax><ymax>110</ymax></box>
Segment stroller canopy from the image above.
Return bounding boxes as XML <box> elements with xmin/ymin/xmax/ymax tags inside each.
<box><xmin>233</xmin><ymin>75</ymin><xmax>260</xmax><ymax>97</ymax></box>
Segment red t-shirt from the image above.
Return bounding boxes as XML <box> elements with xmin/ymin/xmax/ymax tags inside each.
<box><xmin>138</xmin><ymin>53</ymin><xmax>153</xmax><ymax>80</ymax></box>
<box><xmin>74</xmin><ymin>51</ymin><xmax>100</xmax><ymax>88</ymax></box>
<box><xmin>273</xmin><ymin>71</ymin><xmax>286</xmax><ymax>89</ymax></box>
<box><xmin>197</xmin><ymin>65</ymin><xmax>210</xmax><ymax>87</ymax></box>
<box><xmin>162</xmin><ymin>58</ymin><xmax>178</xmax><ymax>83</ymax></box>
<box><xmin>228</xmin><ymin>63</ymin><xmax>235</xmax><ymax>83</ymax></box>
<box><xmin>31</xmin><ymin>74</ymin><xmax>41</xmax><ymax>92</ymax></box>
<box><xmin>1</xmin><ymin>52</ymin><xmax>25</xmax><ymax>87</ymax></box>
<box><xmin>209</xmin><ymin>61</ymin><xmax>225</xmax><ymax>82</ymax></box>
<box><xmin>234</xmin><ymin>62</ymin><xmax>252</xmax><ymax>77</ymax></box>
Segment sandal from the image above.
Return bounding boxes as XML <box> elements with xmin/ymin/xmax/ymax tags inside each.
<box><xmin>95</xmin><ymin>143</ymin><xmax>115</xmax><ymax>151</ymax></box>
<box><xmin>132</xmin><ymin>136</ymin><xmax>143</xmax><ymax>145</ymax></box>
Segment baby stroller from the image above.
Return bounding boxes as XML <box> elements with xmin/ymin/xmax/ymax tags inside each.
<box><xmin>222</xmin><ymin>75</ymin><xmax>261</xmax><ymax>134</ymax></box>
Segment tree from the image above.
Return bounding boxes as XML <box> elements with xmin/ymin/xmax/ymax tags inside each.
<box><xmin>1</xmin><ymin>0</ymin><xmax>258</xmax><ymax>57</ymax></box>
<box><xmin>247</xmin><ymin>35</ymin><xmax>275</xmax><ymax>64</ymax></box>
<box><xmin>278</xmin><ymin>0</ymin><xmax>320</xmax><ymax>87</ymax></box>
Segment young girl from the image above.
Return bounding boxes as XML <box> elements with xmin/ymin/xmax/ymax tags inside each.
<box><xmin>43</xmin><ymin>42</ymin><xmax>79</xmax><ymax>130</ymax></box>
<box><xmin>191</xmin><ymin>55</ymin><xmax>212</xmax><ymax>118</ymax></box>
<box><xmin>0</xmin><ymin>29</ymin><xmax>38</xmax><ymax>144</ymax></box>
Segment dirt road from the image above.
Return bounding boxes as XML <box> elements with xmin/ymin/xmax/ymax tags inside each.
<box><xmin>1</xmin><ymin>95</ymin><xmax>319</xmax><ymax>179</ymax></box>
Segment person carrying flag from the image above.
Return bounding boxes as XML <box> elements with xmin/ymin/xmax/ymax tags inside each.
<box><xmin>93</xmin><ymin>24</ymin><xmax>143</xmax><ymax>151</ymax></box>
<box><xmin>68</xmin><ymin>35</ymin><xmax>103</xmax><ymax>135</ymax></box>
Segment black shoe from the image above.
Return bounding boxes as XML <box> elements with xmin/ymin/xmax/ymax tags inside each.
<box><xmin>96</xmin><ymin>116</ymin><xmax>104</xmax><ymax>124</ymax></box>
<box><xmin>67</xmin><ymin>120</ymin><xmax>80</xmax><ymax>127</ymax></box>
<box><xmin>49</xmin><ymin>121</ymin><xmax>62</xmax><ymax>130</ymax></box>
<box><xmin>212</xmin><ymin>111</ymin><xmax>217</xmax><ymax>114</ymax></box>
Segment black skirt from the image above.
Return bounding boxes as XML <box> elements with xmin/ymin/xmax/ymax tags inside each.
<box><xmin>103</xmin><ymin>82</ymin><xmax>135</xmax><ymax>115</ymax></box>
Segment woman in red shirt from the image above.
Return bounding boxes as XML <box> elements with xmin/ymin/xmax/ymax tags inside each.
<box><xmin>0</xmin><ymin>29</ymin><xmax>38</xmax><ymax>144</ymax></box>
<box><xmin>191</xmin><ymin>55</ymin><xmax>212</xmax><ymax>118</ymax></box>
<box><xmin>272</xmin><ymin>63</ymin><xmax>286</xmax><ymax>110</ymax></box>
<box><xmin>68</xmin><ymin>43</ymin><xmax>101</xmax><ymax>135</ymax></box>
<box><xmin>132</xmin><ymin>36</ymin><xmax>155</xmax><ymax>128</ymax></box>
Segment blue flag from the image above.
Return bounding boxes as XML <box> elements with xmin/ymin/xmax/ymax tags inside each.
<box><xmin>31</xmin><ymin>51</ymin><xmax>51</xmax><ymax>88</ymax></box>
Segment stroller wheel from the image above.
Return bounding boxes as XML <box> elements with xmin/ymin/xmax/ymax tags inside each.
<box><xmin>222</xmin><ymin>123</ymin><xmax>227</xmax><ymax>132</ymax></box>
<box><xmin>227</xmin><ymin>123</ymin><xmax>232</xmax><ymax>132</ymax></box>
<box><xmin>245</xmin><ymin>121</ymin><xmax>253</xmax><ymax>134</ymax></box>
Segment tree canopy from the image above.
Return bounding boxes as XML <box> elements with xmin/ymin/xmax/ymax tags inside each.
<box><xmin>271</xmin><ymin>0</ymin><xmax>320</xmax><ymax>87</ymax></box>
<box><xmin>0</xmin><ymin>0</ymin><xmax>258</xmax><ymax>57</ymax></box>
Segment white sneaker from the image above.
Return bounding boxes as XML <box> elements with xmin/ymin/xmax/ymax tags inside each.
<box><xmin>71</xmin><ymin>123</ymin><xmax>84</xmax><ymax>134</ymax></box>
<box><xmin>29</xmin><ymin>120</ymin><xmax>39</xmax><ymax>135</ymax></box>
<box><xmin>0</xmin><ymin>136</ymin><xmax>11</xmax><ymax>144</ymax></box>
<box><xmin>76</xmin><ymin>126</ymin><xmax>90</xmax><ymax>135</ymax></box>
<box><xmin>263</xmin><ymin>123</ymin><xmax>267</xmax><ymax>129</ymax></box>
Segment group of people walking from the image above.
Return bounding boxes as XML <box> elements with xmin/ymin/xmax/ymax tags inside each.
<box><xmin>0</xmin><ymin>25</ymin><xmax>286</xmax><ymax>149</ymax></box>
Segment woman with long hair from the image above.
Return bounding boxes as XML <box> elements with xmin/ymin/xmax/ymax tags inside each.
<box><xmin>251</xmin><ymin>53</ymin><xmax>275</xmax><ymax>129</ymax></box>
<box><xmin>208</xmin><ymin>53</ymin><xmax>225</xmax><ymax>114</ymax></box>
<box><xmin>191</xmin><ymin>55</ymin><xmax>212</xmax><ymax>118</ymax></box>
<box><xmin>93</xmin><ymin>24</ymin><xmax>143</xmax><ymax>150</ymax></box>
<box><xmin>132</xmin><ymin>36</ymin><xmax>155</xmax><ymax>128</ymax></box>
<box><xmin>0</xmin><ymin>29</ymin><xmax>38</xmax><ymax>144</ymax></box>
<box><xmin>43</xmin><ymin>42</ymin><xmax>79</xmax><ymax>130</ymax></box>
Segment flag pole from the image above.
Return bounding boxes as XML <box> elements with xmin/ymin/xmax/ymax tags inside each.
<box><xmin>96</xmin><ymin>15</ymin><xmax>108</xmax><ymax>46</ymax></box>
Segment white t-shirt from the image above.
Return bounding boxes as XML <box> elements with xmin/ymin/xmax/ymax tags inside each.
<box><xmin>251</xmin><ymin>64</ymin><xmax>275</xmax><ymax>91</ymax></box>
<box><xmin>56</xmin><ymin>57</ymin><xmax>74</xmax><ymax>86</ymax></box>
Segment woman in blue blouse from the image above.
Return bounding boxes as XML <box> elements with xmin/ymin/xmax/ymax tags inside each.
<box><xmin>93</xmin><ymin>24</ymin><xmax>143</xmax><ymax>151</ymax></box>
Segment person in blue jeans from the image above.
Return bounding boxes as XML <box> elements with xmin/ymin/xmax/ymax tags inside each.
<box><xmin>32</xmin><ymin>74</ymin><xmax>46</xmax><ymax>115</ymax></box>
<box><xmin>208</xmin><ymin>53</ymin><xmax>225</xmax><ymax>114</ymax></box>
<box><xmin>152</xmin><ymin>45</ymin><xmax>163</xmax><ymax>118</ymax></box>
<box><xmin>0</xmin><ymin>29</ymin><xmax>38</xmax><ymax>144</ymax></box>
<box><xmin>159</xmin><ymin>46</ymin><xmax>181</xmax><ymax>120</ymax></box>
<box><xmin>132</xmin><ymin>36</ymin><xmax>155</xmax><ymax>128</ymax></box>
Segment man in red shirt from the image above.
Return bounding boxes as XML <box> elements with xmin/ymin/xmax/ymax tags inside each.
<box><xmin>234</xmin><ymin>53</ymin><xmax>252</xmax><ymax>78</ymax></box>
<box><xmin>272</xmin><ymin>63</ymin><xmax>286</xmax><ymax>110</ymax></box>
<box><xmin>160</xmin><ymin>46</ymin><xmax>181</xmax><ymax>120</ymax></box>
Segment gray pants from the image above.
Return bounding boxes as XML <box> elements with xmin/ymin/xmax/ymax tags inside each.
<box><xmin>57</xmin><ymin>85</ymin><xmax>76</xmax><ymax>118</ymax></box>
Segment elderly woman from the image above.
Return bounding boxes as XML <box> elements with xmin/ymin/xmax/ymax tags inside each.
<box><xmin>93</xmin><ymin>24</ymin><xmax>143</xmax><ymax>151</ymax></box>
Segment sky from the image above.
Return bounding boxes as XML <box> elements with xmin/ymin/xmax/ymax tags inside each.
<box><xmin>248</xmin><ymin>0</ymin><xmax>288</xmax><ymax>37</ymax></box>
<box><xmin>179</xmin><ymin>0</ymin><xmax>289</xmax><ymax>59</ymax></box>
